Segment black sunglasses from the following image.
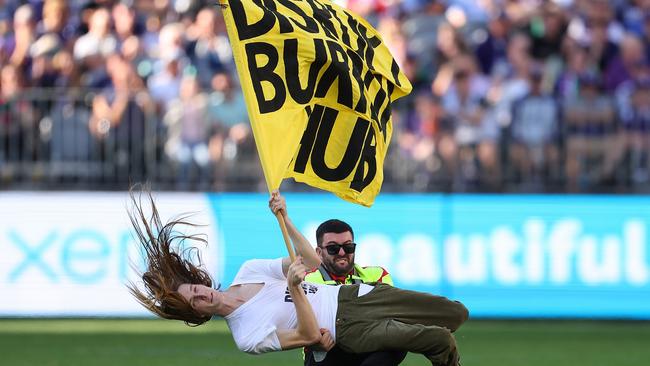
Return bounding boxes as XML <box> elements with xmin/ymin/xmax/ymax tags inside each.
<box><xmin>322</xmin><ymin>243</ymin><xmax>356</xmax><ymax>255</ymax></box>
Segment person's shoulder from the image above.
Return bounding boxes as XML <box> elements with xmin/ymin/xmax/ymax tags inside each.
<box><xmin>355</xmin><ymin>264</ymin><xmax>392</xmax><ymax>283</ymax></box>
<box><xmin>357</xmin><ymin>264</ymin><xmax>390</xmax><ymax>273</ymax></box>
<box><xmin>304</xmin><ymin>267</ymin><xmax>321</xmax><ymax>277</ymax></box>
<box><xmin>304</xmin><ymin>267</ymin><xmax>325</xmax><ymax>283</ymax></box>
<box><xmin>242</xmin><ymin>258</ymin><xmax>282</xmax><ymax>269</ymax></box>
<box><xmin>305</xmin><ymin>267</ymin><xmax>320</xmax><ymax>275</ymax></box>
<box><xmin>233</xmin><ymin>258</ymin><xmax>284</xmax><ymax>283</ymax></box>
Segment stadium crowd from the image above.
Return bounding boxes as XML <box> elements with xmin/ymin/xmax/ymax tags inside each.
<box><xmin>1</xmin><ymin>0</ymin><xmax>649</xmax><ymax>193</ymax></box>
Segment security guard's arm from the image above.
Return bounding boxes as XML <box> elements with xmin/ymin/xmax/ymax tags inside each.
<box><xmin>269</xmin><ymin>191</ymin><xmax>322</xmax><ymax>273</ymax></box>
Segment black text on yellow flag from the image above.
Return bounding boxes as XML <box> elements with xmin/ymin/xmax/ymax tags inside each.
<box><xmin>220</xmin><ymin>0</ymin><xmax>412</xmax><ymax>206</ymax></box>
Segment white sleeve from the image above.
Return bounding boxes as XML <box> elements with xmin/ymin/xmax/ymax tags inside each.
<box><xmin>237</xmin><ymin>326</ymin><xmax>282</xmax><ymax>354</ymax></box>
<box><xmin>264</xmin><ymin>257</ymin><xmax>285</xmax><ymax>280</ymax></box>
<box><xmin>231</xmin><ymin>258</ymin><xmax>285</xmax><ymax>285</ymax></box>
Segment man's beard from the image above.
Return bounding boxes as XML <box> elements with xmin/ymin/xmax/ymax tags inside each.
<box><xmin>325</xmin><ymin>255</ymin><xmax>354</xmax><ymax>276</ymax></box>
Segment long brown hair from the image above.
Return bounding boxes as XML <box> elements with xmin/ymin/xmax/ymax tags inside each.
<box><xmin>126</xmin><ymin>186</ymin><xmax>214</xmax><ymax>326</ymax></box>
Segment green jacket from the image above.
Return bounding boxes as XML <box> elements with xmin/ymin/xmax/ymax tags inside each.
<box><xmin>302</xmin><ymin>264</ymin><xmax>393</xmax><ymax>359</ymax></box>
<box><xmin>304</xmin><ymin>263</ymin><xmax>394</xmax><ymax>286</ymax></box>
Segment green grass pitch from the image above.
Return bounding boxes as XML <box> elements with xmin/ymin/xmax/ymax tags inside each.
<box><xmin>1</xmin><ymin>319</ymin><xmax>648</xmax><ymax>365</ymax></box>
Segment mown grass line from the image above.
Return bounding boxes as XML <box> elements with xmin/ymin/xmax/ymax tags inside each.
<box><xmin>1</xmin><ymin>319</ymin><xmax>648</xmax><ymax>366</ymax></box>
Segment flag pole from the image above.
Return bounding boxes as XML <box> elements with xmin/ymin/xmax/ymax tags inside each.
<box><xmin>275</xmin><ymin>212</ymin><xmax>296</xmax><ymax>262</ymax></box>
<box><xmin>270</xmin><ymin>190</ymin><xmax>296</xmax><ymax>262</ymax></box>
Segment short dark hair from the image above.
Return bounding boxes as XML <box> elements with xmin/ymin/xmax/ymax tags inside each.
<box><xmin>316</xmin><ymin>219</ymin><xmax>354</xmax><ymax>246</ymax></box>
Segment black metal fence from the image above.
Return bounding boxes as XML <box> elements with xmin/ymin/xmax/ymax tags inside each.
<box><xmin>1</xmin><ymin>88</ymin><xmax>648</xmax><ymax>194</ymax></box>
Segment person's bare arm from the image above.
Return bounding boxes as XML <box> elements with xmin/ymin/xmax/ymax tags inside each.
<box><xmin>268</xmin><ymin>191</ymin><xmax>322</xmax><ymax>274</ymax></box>
<box><xmin>276</xmin><ymin>257</ymin><xmax>321</xmax><ymax>350</ymax></box>
<box><xmin>89</xmin><ymin>93</ymin><xmax>129</xmax><ymax>136</ymax></box>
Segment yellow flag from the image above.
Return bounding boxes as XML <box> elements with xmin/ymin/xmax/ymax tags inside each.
<box><xmin>220</xmin><ymin>0</ymin><xmax>411</xmax><ymax>206</ymax></box>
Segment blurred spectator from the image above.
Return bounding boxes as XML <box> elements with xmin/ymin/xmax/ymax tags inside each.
<box><xmin>38</xmin><ymin>0</ymin><xmax>75</xmax><ymax>49</ymax></box>
<box><xmin>147</xmin><ymin>47</ymin><xmax>185</xmax><ymax>114</ymax></box>
<box><xmin>154</xmin><ymin>21</ymin><xmax>185</xmax><ymax>60</ymax></box>
<box><xmin>644</xmin><ymin>12</ymin><xmax>650</xmax><ymax>63</ymax></box>
<box><xmin>563</xmin><ymin>73</ymin><xmax>620</xmax><ymax>191</ymax></box>
<box><xmin>502</xmin><ymin>0</ymin><xmax>537</xmax><ymax>28</ymax></box>
<box><xmin>51</xmin><ymin>50</ymin><xmax>81</xmax><ymax>88</ymax></box>
<box><xmin>630</xmin><ymin>78</ymin><xmax>650</xmax><ymax>184</ymax></box>
<box><xmin>0</xmin><ymin>63</ymin><xmax>34</xmax><ymax>162</ymax></box>
<box><xmin>89</xmin><ymin>54</ymin><xmax>153</xmax><ymax>183</ymax></box>
<box><xmin>146</xmin><ymin>22</ymin><xmax>187</xmax><ymax>113</ymax></box>
<box><xmin>481</xmin><ymin>33</ymin><xmax>536</xmax><ymax>186</ymax></box>
<box><xmin>432</xmin><ymin>22</ymin><xmax>468</xmax><ymax>96</ymax></box>
<box><xmin>581</xmin><ymin>5</ymin><xmax>619</xmax><ymax>73</ymax></box>
<box><xmin>8</xmin><ymin>4</ymin><xmax>36</xmax><ymax>71</ymax></box>
<box><xmin>29</xmin><ymin>33</ymin><xmax>61</xmax><ymax>87</ymax></box>
<box><xmin>210</xmin><ymin>7</ymin><xmax>235</xmax><ymax>72</ymax></box>
<box><xmin>556</xmin><ymin>41</ymin><xmax>592</xmax><ymax>100</ymax></box>
<box><xmin>49</xmin><ymin>91</ymin><xmax>94</xmax><ymax>176</ymax></box>
<box><xmin>529</xmin><ymin>2</ymin><xmax>567</xmax><ymax>61</ymax></box>
<box><xmin>120</xmin><ymin>34</ymin><xmax>147</xmax><ymax>71</ymax></box>
<box><xmin>440</xmin><ymin>54</ymin><xmax>493</xmax><ymax>187</ymax></box>
<box><xmin>622</xmin><ymin>0</ymin><xmax>650</xmax><ymax>37</ymax></box>
<box><xmin>74</xmin><ymin>7</ymin><xmax>117</xmax><ymax>62</ymax></box>
<box><xmin>208</xmin><ymin>70</ymin><xmax>251</xmax><ymax>164</ymax></box>
<box><xmin>140</xmin><ymin>5</ymin><xmax>164</xmax><ymax>56</ymax></box>
<box><xmin>185</xmin><ymin>7</ymin><xmax>224</xmax><ymax>89</ymax></box>
<box><xmin>28</xmin><ymin>33</ymin><xmax>62</xmax><ymax>156</ymax></box>
<box><xmin>74</xmin><ymin>7</ymin><xmax>117</xmax><ymax>88</ymax></box>
<box><xmin>508</xmin><ymin>66</ymin><xmax>561</xmax><ymax>186</ymax></box>
<box><xmin>397</xmin><ymin>91</ymin><xmax>441</xmax><ymax>189</ymax></box>
<box><xmin>0</xmin><ymin>14</ymin><xmax>10</xmax><ymax>65</ymax></box>
<box><xmin>614</xmin><ymin>56</ymin><xmax>650</xmax><ymax>193</ymax></box>
<box><xmin>486</xmin><ymin>33</ymin><xmax>532</xmax><ymax>127</ymax></box>
<box><xmin>113</xmin><ymin>2</ymin><xmax>140</xmax><ymax>45</ymax></box>
<box><xmin>401</xmin><ymin>1</ymin><xmax>444</xmax><ymax>85</ymax></box>
<box><xmin>447</xmin><ymin>0</ymin><xmax>492</xmax><ymax>24</ymax></box>
<box><xmin>208</xmin><ymin>70</ymin><xmax>255</xmax><ymax>188</ymax></box>
<box><xmin>164</xmin><ymin>73</ymin><xmax>211</xmax><ymax>189</ymax></box>
<box><xmin>528</xmin><ymin>3</ymin><xmax>567</xmax><ymax>93</ymax></box>
<box><xmin>605</xmin><ymin>33</ymin><xmax>647</xmax><ymax>91</ymax></box>
<box><xmin>619</xmin><ymin>76</ymin><xmax>650</xmax><ymax>185</ymax></box>
<box><xmin>475</xmin><ymin>12</ymin><xmax>510</xmax><ymax>75</ymax></box>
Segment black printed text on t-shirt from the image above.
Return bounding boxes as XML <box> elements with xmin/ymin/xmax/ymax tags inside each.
<box><xmin>283</xmin><ymin>283</ymin><xmax>319</xmax><ymax>302</ymax></box>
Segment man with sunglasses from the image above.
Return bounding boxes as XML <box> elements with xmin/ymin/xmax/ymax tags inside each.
<box><xmin>303</xmin><ymin>219</ymin><xmax>407</xmax><ymax>366</ymax></box>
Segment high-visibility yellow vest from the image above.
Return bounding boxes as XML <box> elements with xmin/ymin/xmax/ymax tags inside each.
<box><xmin>304</xmin><ymin>264</ymin><xmax>394</xmax><ymax>286</ymax></box>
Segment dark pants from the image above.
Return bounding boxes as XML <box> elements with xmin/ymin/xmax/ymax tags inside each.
<box><xmin>304</xmin><ymin>346</ymin><xmax>407</xmax><ymax>366</ymax></box>
<box><xmin>335</xmin><ymin>283</ymin><xmax>468</xmax><ymax>366</ymax></box>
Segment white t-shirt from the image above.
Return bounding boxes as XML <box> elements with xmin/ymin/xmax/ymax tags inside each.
<box><xmin>224</xmin><ymin>258</ymin><xmax>341</xmax><ymax>354</ymax></box>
